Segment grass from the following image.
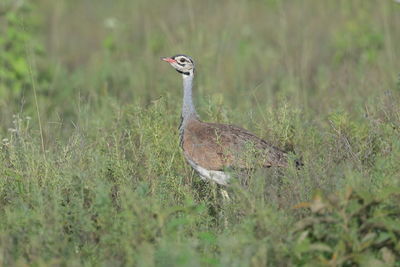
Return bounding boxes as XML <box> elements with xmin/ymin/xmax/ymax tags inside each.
<box><xmin>0</xmin><ymin>0</ymin><xmax>400</xmax><ymax>265</ymax></box>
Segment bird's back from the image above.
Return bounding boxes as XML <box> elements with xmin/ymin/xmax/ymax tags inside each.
<box><xmin>181</xmin><ymin>118</ymin><xmax>288</xmax><ymax>172</ymax></box>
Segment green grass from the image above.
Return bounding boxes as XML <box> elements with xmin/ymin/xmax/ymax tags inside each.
<box><xmin>1</xmin><ymin>0</ymin><xmax>400</xmax><ymax>265</ymax></box>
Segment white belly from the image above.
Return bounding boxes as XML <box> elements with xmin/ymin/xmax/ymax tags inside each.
<box><xmin>186</xmin><ymin>159</ymin><xmax>231</xmax><ymax>185</ymax></box>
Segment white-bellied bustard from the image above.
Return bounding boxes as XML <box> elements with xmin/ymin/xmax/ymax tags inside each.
<box><xmin>161</xmin><ymin>54</ymin><xmax>301</xmax><ymax>188</ymax></box>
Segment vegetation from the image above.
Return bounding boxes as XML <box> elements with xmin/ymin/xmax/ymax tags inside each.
<box><xmin>0</xmin><ymin>0</ymin><xmax>399</xmax><ymax>266</ymax></box>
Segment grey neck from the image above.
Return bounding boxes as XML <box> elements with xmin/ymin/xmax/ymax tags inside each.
<box><xmin>181</xmin><ymin>71</ymin><xmax>198</xmax><ymax>124</ymax></box>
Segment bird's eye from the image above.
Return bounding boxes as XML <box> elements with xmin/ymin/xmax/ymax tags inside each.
<box><xmin>179</xmin><ymin>58</ymin><xmax>186</xmax><ymax>63</ymax></box>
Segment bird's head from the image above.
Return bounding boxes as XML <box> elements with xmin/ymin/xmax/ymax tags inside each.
<box><xmin>161</xmin><ymin>54</ymin><xmax>195</xmax><ymax>76</ymax></box>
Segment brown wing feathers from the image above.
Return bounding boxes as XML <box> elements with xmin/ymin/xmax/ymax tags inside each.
<box><xmin>181</xmin><ymin>118</ymin><xmax>288</xmax><ymax>171</ymax></box>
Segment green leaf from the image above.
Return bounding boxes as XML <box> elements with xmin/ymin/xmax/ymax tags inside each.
<box><xmin>309</xmin><ymin>243</ymin><xmax>332</xmax><ymax>253</ymax></box>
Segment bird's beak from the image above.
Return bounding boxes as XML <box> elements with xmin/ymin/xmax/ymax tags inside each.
<box><xmin>161</xmin><ymin>57</ymin><xmax>176</xmax><ymax>63</ymax></box>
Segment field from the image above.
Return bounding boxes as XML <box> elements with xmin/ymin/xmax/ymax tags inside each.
<box><xmin>1</xmin><ymin>0</ymin><xmax>400</xmax><ymax>266</ymax></box>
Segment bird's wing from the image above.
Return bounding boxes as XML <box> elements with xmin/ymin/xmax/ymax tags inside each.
<box><xmin>182</xmin><ymin>120</ymin><xmax>288</xmax><ymax>171</ymax></box>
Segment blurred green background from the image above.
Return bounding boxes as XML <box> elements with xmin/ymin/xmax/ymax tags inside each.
<box><xmin>0</xmin><ymin>0</ymin><xmax>400</xmax><ymax>266</ymax></box>
<box><xmin>1</xmin><ymin>0</ymin><xmax>399</xmax><ymax>139</ymax></box>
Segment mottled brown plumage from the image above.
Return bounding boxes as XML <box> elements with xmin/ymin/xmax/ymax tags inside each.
<box><xmin>181</xmin><ymin>117</ymin><xmax>288</xmax><ymax>171</ymax></box>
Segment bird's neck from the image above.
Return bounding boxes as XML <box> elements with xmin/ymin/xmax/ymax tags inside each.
<box><xmin>181</xmin><ymin>72</ymin><xmax>198</xmax><ymax>124</ymax></box>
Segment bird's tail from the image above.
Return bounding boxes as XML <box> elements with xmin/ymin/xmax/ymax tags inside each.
<box><xmin>295</xmin><ymin>157</ymin><xmax>304</xmax><ymax>169</ymax></box>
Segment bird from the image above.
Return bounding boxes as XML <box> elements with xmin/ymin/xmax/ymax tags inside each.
<box><xmin>161</xmin><ymin>54</ymin><xmax>300</xmax><ymax>186</ymax></box>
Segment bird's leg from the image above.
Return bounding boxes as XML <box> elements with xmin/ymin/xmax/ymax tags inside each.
<box><xmin>218</xmin><ymin>187</ymin><xmax>230</xmax><ymax>229</ymax></box>
<box><xmin>220</xmin><ymin>188</ymin><xmax>230</xmax><ymax>201</ymax></box>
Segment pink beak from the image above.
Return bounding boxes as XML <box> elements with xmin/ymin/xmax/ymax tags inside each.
<box><xmin>161</xmin><ymin>57</ymin><xmax>176</xmax><ymax>63</ymax></box>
